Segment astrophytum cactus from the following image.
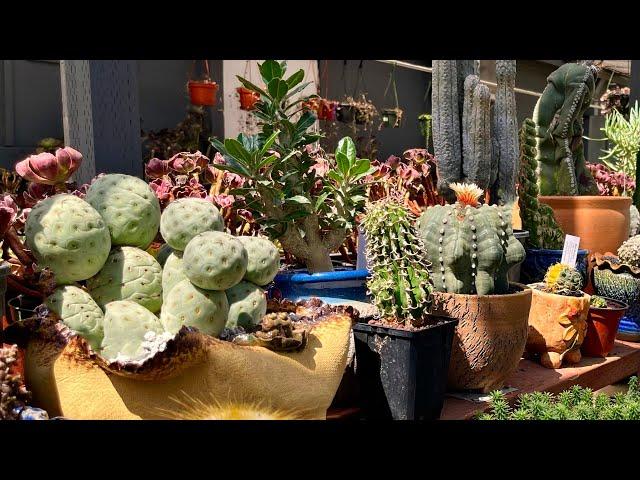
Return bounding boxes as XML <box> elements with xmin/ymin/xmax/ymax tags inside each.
<box><xmin>417</xmin><ymin>183</ymin><xmax>525</xmax><ymax>295</ymax></box>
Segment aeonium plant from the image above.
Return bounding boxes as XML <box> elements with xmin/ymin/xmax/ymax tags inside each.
<box><xmin>211</xmin><ymin>60</ymin><xmax>375</xmax><ymax>273</ymax></box>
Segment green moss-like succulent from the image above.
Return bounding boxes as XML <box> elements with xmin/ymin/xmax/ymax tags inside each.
<box><xmin>479</xmin><ymin>377</ymin><xmax>640</xmax><ymax>420</ymax></box>
<box><xmin>362</xmin><ymin>196</ymin><xmax>433</xmax><ymax>324</ymax></box>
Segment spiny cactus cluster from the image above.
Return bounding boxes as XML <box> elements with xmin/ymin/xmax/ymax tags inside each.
<box><xmin>25</xmin><ymin>173</ymin><xmax>282</xmax><ymax>364</ymax></box>
<box><xmin>618</xmin><ymin>235</ymin><xmax>640</xmax><ymax>268</ymax></box>
<box><xmin>517</xmin><ymin>118</ymin><xmax>565</xmax><ymax>249</ymax></box>
<box><xmin>432</xmin><ymin>60</ymin><xmax>519</xmax><ymax>204</ymax></box>
<box><xmin>362</xmin><ymin>195</ymin><xmax>433</xmax><ymax>323</ymax></box>
<box><xmin>417</xmin><ymin>183</ymin><xmax>525</xmax><ymax>295</ymax></box>
<box><xmin>542</xmin><ymin>263</ymin><xmax>584</xmax><ymax>296</ymax></box>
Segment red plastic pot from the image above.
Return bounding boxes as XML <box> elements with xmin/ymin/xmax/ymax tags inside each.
<box><xmin>318</xmin><ymin>99</ymin><xmax>337</xmax><ymax>121</ymax></box>
<box><xmin>188</xmin><ymin>80</ymin><xmax>218</xmax><ymax>106</ymax></box>
<box><xmin>237</xmin><ymin>86</ymin><xmax>260</xmax><ymax>111</ymax></box>
<box><xmin>581</xmin><ymin>297</ymin><xmax>628</xmax><ymax>358</ymax></box>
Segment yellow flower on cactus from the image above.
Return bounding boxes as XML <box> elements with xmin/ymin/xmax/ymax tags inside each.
<box><xmin>544</xmin><ymin>262</ymin><xmax>565</xmax><ymax>289</ymax></box>
<box><xmin>449</xmin><ymin>182</ymin><xmax>484</xmax><ymax>207</ymax></box>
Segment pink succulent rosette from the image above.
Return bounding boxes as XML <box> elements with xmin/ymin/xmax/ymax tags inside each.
<box><xmin>15</xmin><ymin>147</ymin><xmax>82</xmax><ymax>185</ymax></box>
<box><xmin>145</xmin><ymin>158</ymin><xmax>170</xmax><ymax>179</ymax></box>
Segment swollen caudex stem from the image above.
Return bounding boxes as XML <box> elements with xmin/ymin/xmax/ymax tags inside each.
<box><xmin>417</xmin><ymin>183</ymin><xmax>525</xmax><ymax>295</ymax></box>
<box><xmin>361</xmin><ymin>195</ymin><xmax>433</xmax><ymax>323</ymax></box>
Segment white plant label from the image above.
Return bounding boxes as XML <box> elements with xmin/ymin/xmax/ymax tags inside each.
<box><xmin>560</xmin><ymin>235</ymin><xmax>580</xmax><ymax>268</ymax></box>
<box><xmin>356</xmin><ymin>227</ymin><xmax>369</xmax><ymax>270</ymax></box>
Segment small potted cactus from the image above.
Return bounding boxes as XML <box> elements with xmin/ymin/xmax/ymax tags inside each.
<box><xmin>353</xmin><ymin>195</ymin><xmax>458</xmax><ymax>420</ymax></box>
<box><xmin>581</xmin><ymin>295</ymin><xmax>628</xmax><ymax>358</ymax></box>
<box><xmin>526</xmin><ymin>263</ymin><xmax>591</xmax><ymax>368</ymax></box>
<box><xmin>590</xmin><ymin>234</ymin><xmax>640</xmax><ymax>341</ymax></box>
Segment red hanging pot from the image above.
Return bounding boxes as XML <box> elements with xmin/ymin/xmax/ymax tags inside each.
<box><xmin>237</xmin><ymin>86</ymin><xmax>260</xmax><ymax>111</ymax></box>
<box><xmin>318</xmin><ymin>99</ymin><xmax>337</xmax><ymax>121</ymax></box>
<box><xmin>188</xmin><ymin>80</ymin><xmax>218</xmax><ymax>106</ymax></box>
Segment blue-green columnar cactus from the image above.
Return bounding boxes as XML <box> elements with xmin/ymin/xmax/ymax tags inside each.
<box><xmin>432</xmin><ymin>60</ymin><xmax>519</xmax><ymax>203</ymax></box>
<box><xmin>532</xmin><ymin>62</ymin><xmax>599</xmax><ymax>196</ymax></box>
<box><xmin>417</xmin><ymin>183</ymin><xmax>526</xmax><ymax>295</ymax></box>
<box><xmin>361</xmin><ymin>196</ymin><xmax>433</xmax><ymax>323</ymax></box>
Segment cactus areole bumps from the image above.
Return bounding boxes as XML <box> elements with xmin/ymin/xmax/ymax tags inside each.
<box><xmin>417</xmin><ymin>183</ymin><xmax>525</xmax><ymax>295</ymax></box>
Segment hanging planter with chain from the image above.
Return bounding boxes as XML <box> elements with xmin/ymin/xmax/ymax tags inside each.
<box><xmin>336</xmin><ymin>61</ymin><xmax>377</xmax><ymax>127</ymax></box>
<box><xmin>188</xmin><ymin>60</ymin><xmax>218</xmax><ymax>106</ymax></box>
<box><xmin>380</xmin><ymin>63</ymin><xmax>403</xmax><ymax>129</ymax></box>
<box><xmin>237</xmin><ymin>61</ymin><xmax>260</xmax><ymax>111</ymax></box>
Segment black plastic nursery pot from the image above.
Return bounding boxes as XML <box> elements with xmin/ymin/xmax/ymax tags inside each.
<box><xmin>336</xmin><ymin>104</ymin><xmax>355</xmax><ymax>123</ymax></box>
<box><xmin>352</xmin><ymin>316</ymin><xmax>458</xmax><ymax>420</ymax></box>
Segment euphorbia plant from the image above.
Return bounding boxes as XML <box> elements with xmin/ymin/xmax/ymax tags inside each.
<box><xmin>211</xmin><ymin>60</ymin><xmax>375</xmax><ymax>273</ymax></box>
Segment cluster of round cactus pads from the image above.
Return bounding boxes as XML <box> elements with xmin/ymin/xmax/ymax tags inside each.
<box><xmin>25</xmin><ymin>173</ymin><xmax>282</xmax><ymax>364</ymax></box>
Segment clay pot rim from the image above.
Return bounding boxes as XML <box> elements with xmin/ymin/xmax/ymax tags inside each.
<box><xmin>432</xmin><ymin>282</ymin><xmax>531</xmax><ymax>299</ymax></box>
<box><xmin>589</xmin><ymin>296</ymin><xmax>628</xmax><ymax>312</ymax></box>
<box><xmin>538</xmin><ymin>195</ymin><xmax>632</xmax><ymax>205</ymax></box>
<box><xmin>528</xmin><ymin>282</ymin><xmax>588</xmax><ymax>299</ymax></box>
<box><xmin>591</xmin><ymin>251</ymin><xmax>640</xmax><ymax>276</ymax></box>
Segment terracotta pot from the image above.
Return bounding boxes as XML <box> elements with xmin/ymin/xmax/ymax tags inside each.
<box><xmin>237</xmin><ymin>86</ymin><xmax>260</xmax><ymax>111</ymax></box>
<box><xmin>581</xmin><ymin>297</ymin><xmax>628</xmax><ymax>358</ymax></box>
<box><xmin>431</xmin><ymin>283</ymin><xmax>531</xmax><ymax>393</ymax></box>
<box><xmin>538</xmin><ymin>196</ymin><xmax>631</xmax><ymax>255</ymax></box>
<box><xmin>526</xmin><ymin>284</ymin><xmax>590</xmax><ymax>368</ymax></box>
<box><xmin>188</xmin><ymin>80</ymin><xmax>218</xmax><ymax>106</ymax></box>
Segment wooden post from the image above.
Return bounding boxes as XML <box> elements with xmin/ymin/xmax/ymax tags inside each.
<box><xmin>631</xmin><ymin>60</ymin><xmax>640</xmax><ymax>208</ymax></box>
<box><xmin>60</xmin><ymin>60</ymin><xmax>142</xmax><ymax>184</ymax></box>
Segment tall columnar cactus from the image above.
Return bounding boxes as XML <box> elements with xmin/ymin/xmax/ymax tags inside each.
<box><xmin>432</xmin><ymin>60</ymin><xmax>519</xmax><ymax>204</ymax></box>
<box><xmin>532</xmin><ymin>62</ymin><xmax>599</xmax><ymax>196</ymax></box>
<box><xmin>362</xmin><ymin>195</ymin><xmax>433</xmax><ymax>323</ymax></box>
<box><xmin>517</xmin><ymin>118</ymin><xmax>565</xmax><ymax>249</ymax></box>
<box><xmin>417</xmin><ymin>183</ymin><xmax>525</xmax><ymax>295</ymax></box>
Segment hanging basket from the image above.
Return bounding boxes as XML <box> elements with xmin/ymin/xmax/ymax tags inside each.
<box><xmin>318</xmin><ymin>99</ymin><xmax>337</xmax><ymax>121</ymax></box>
<box><xmin>381</xmin><ymin>108</ymin><xmax>403</xmax><ymax>128</ymax></box>
<box><xmin>237</xmin><ymin>86</ymin><xmax>260</xmax><ymax>111</ymax></box>
<box><xmin>188</xmin><ymin>80</ymin><xmax>218</xmax><ymax>106</ymax></box>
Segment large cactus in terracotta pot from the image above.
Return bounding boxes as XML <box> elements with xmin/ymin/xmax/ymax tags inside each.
<box><xmin>432</xmin><ymin>60</ymin><xmax>520</xmax><ymax>204</ymax></box>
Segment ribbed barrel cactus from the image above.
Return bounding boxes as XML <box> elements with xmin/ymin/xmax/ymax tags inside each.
<box><xmin>432</xmin><ymin>60</ymin><xmax>519</xmax><ymax>204</ymax></box>
<box><xmin>542</xmin><ymin>263</ymin><xmax>584</xmax><ymax>296</ymax></box>
<box><xmin>417</xmin><ymin>183</ymin><xmax>525</xmax><ymax>295</ymax></box>
<box><xmin>517</xmin><ymin>118</ymin><xmax>565</xmax><ymax>249</ymax></box>
<box><xmin>361</xmin><ymin>195</ymin><xmax>433</xmax><ymax>323</ymax></box>
<box><xmin>532</xmin><ymin>62</ymin><xmax>599</xmax><ymax>196</ymax></box>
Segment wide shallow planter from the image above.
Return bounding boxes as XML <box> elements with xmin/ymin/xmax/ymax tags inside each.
<box><xmin>270</xmin><ymin>268</ymin><xmax>369</xmax><ymax>304</ymax></box>
<box><xmin>352</xmin><ymin>316</ymin><xmax>458</xmax><ymax>420</ymax></box>
<box><xmin>520</xmin><ymin>248</ymin><xmax>589</xmax><ymax>285</ymax></box>
<box><xmin>188</xmin><ymin>80</ymin><xmax>218</xmax><ymax>106</ymax></box>
<box><xmin>431</xmin><ymin>283</ymin><xmax>531</xmax><ymax>393</ymax></box>
<box><xmin>538</xmin><ymin>196</ymin><xmax>631</xmax><ymax>255</ymax></box>
<box><xmin>526</xmin><ymin>284</ymin><xmax>590</xmax><ymax>368</ymax></box>
<box><xmin>581</xmin><ymin>297</ymin><xmax>628</xmax><ymax>358</ymax></box>
<box><xmin>591</xmin><ymin>259</ymin><xmax>640</xmax><ymax>342</ymax></box>
<box><xmin>23</xmin><ymin>302</ymin><xmax>354</xmax><ymax>420</ymax></box>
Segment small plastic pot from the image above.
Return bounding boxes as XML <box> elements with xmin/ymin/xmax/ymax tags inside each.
<box><xmin>336</xmin><ymin>104</ymin><xmax>355</xmax><ymax>123</ymax></box>
<box><xmin>188</xmin><ymin>80</ymin><xmax>218</xmax><ymax>106</ymax></box>
<box><xmin>581</xmin><ymin>297</ymin><xmax>628</xmax><ymax>357</ymax></box>
<box><xmin>353</xmin><ymin>316</ymin><xmax>458</xmax><ymax>420</ymax></box>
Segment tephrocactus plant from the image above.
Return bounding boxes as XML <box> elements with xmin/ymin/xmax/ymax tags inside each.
<box><xmin>541</xmin><ymin>263</ymin><xmax>584</xmax><ymax>296</ymax></box>
<box><xmin>361</xmin><ymin>195</ymin><xmax>433</xmax><ymax>326</ymax></box>
<box><xmin>417</xmin><ymin>183</ymin><xmax>525</xmax><ymax>295</ymax></box>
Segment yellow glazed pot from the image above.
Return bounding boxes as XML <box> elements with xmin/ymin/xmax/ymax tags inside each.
<box><xmin>23</xmin><ymin>312</ymin><xmax>352</xmax><ymax>420</ymax></box>
<box><xmin>525</xmin><ymin>284</ymin><xmax>590</xmax><ymax>369</ymax></box>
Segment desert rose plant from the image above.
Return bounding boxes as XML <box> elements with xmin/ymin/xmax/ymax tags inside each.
<box><xmin>211</xmin><ymin>60</ymin><xmax>374</xmax><ymax>273</ymax></box>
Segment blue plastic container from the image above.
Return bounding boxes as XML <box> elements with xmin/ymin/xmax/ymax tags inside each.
<box><xmin>269</xmin><ymin>267</ymin><xmax>370</xmax><ymax>304</ymax></box>
<box><xmin>520</xmin><ymin>248</ymin><xmax>589</xmax><ymax>285</ymax></box>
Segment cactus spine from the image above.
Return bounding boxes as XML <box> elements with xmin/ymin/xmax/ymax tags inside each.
<box><xmin>432</xmin><ymin>60</ymin><xmax>519</xmax><ymax>205</ymax></box>
<box><xmin>362</xmin><ymin>196</ymin><xmax>433</xmax><ymax>323</ymax></box>
<box><xmin>517</xmin><ymin>119</ymin><xmax>565</xmax><ymax>249</ymax></box>
<box><xmin>417</xmin><ymin>183</ymin><xmax>525</xmax><ymax>295</ymax></box>
<box><xmin>543</xmin><ymin>263</ymin><xmax>583</xmax><ymax>295</ymax></box>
